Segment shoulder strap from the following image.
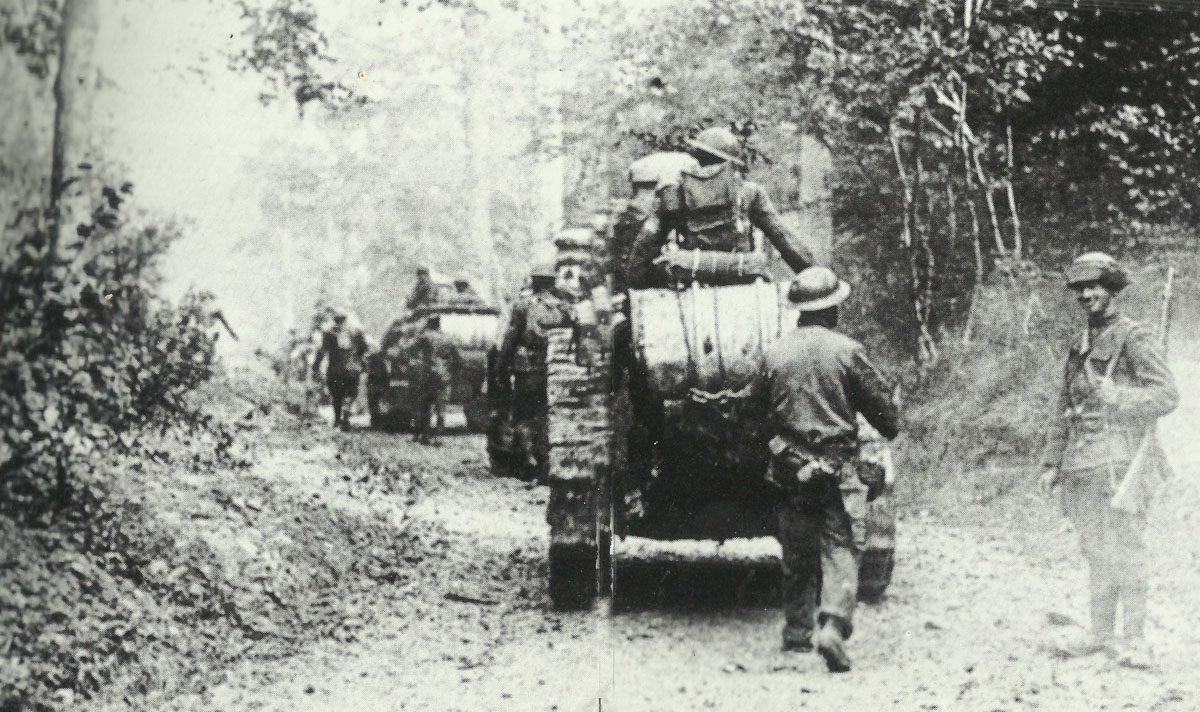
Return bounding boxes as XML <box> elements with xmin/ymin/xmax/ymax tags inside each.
<box><xmin>1104</xmin><ymin>318</ymin><xmax>1138</xmax><ymax>379</ymax></box>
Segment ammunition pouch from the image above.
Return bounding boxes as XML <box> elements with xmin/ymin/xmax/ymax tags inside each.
<box><xmin>767</xmin><ymin>438</ymin><xmax>840</xmax><ymax>495</ymax></box>
<box><xmin>855</xmin><ymin>458</ymin><xmax>887</xmax><ymax>502</ymax></box>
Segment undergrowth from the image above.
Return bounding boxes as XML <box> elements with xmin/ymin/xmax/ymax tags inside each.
<box><xmin>894</xmin><ymin>252</ymin><xmax>1197</xmax><ymax>524</ymax></box>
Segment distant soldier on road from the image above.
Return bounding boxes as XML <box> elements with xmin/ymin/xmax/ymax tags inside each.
<box><xmin>494</xmin><ymin>262</ymin><xmax>574</xmax><ymax>479</ymax></box>
<box><xmin>758</xmin><ymin>267</ymin><xmax>900</xmax><ymax>673</ymax></box>
<box><xmin>410</xmin><ymin>315</ymin><xmax>459</xmax><ymax>444</ymax></box>
<box><xmin>1040</xmin><ymin>252</ymin><xmax>1177</xmax><ymax>669</ymax></box>
<box><xmin>625</xmin><ymin>126</ymin><xmax>815</xmax><ymax>289</ymax></box>
<box><xmin>312</xmin><ymin>308</ymin><xmax>369</xmax><ymax>429</ymax></box>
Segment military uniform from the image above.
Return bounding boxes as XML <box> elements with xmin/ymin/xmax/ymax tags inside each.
<box><xmin>755</xmin><ymin>267</ymin><xmax>897</xmax><ymax>671</ymax></box>
<box><xmin>410</xmin><ymin>325</ymin><xmax>459</xmax><ymax>442</ymax></box>
<box><xmin>763</xmin><ymin>323</ymin><xmax>899</xmax><ymax>654</ymax></box>
<box><xmin>613</xmin><ymin>152</ymin><xmax>699</xmax><ymax>293</ymax></box>
<box><xmin>625</xmin><ymin>141</ymin><xmax>814</xmax><ymax>288</ymax></box>
<box><xmin>495</xmin><ymin>285</ymin><xmax>574</xmax><ymax>478</ymax></box>
<box><xmin>1041</xmin><ymin>312</ymin><xmax>1177</xmax><ymax>648</ymax></box>
<box><xmin>406</xmin><ymin>270</ymin><xmax>436</xmax><ymax>310</ymax></box>
<box><xmin>312</xmin><ymin>320</ymin><xmax>368</xmax><ymax>428</ymax></box>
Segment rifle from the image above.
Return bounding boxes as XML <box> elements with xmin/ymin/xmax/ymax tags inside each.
<box><xmin>1110</xmin><ymin>265</ymin><xmax>1174</xmax><ymax>514</ymax></box>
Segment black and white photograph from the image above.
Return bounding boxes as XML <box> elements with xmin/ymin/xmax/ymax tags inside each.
<box><xmin>3</xmin><ymin>0</ymin><xmax>1200</xmax><ymax>709</ymax></box>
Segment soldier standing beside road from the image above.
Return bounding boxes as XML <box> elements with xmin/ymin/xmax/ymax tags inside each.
<box><xmin>758</xmin><ymin>267</ymin><xmax>899</xmax><ymax>673</ymax></box>
<box><xmin>494</xmin><ymin>263</ymin><xmax>574</xmax><ymax>480</ymax></box>
<box><xmin>311</xmin><ymin>308</ymin><xmax>369</xmax><ymax>429</ymax></box>
<box><xmin>1039</xmin><ymin>252</ymin><xmax>1177</xmax><ymax>669</ymax></box>
<box><xmin>625</xmin><ymin>126</ymin><xmax>814</xmax><ymax>289</ymax></box>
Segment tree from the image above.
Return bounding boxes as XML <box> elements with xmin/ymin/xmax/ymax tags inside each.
<box><xmin>579</xmin><ymin>0</ymin><xmax>1199</xmax><ymax>362</ymax></box>
<box><xmin>46</xmin><ymin>0</ymin><xmax>99</xmax><ymax>269</ymax></box>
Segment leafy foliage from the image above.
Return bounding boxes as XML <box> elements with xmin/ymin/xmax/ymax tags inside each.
<box><xmin>0</xmin><ymin>178</ymin><xmax>225</xmax><ymax>521</ymax></box>
<box><xmin>574</xmin><ymin>0</ymin><xmax>1199</xmax><ymax>362</ymax></box>
<box><xmin>0</xmin><ymin>0</ymin><xmax>59</xmax><ymax>79</ymax></box>
<box><xmin>229</xmin><ymin>0</ymin><xmax>368</xmax><ymax>114</ymax></box>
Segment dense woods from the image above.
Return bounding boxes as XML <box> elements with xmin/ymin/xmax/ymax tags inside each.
<box><xmin>2</xmin><ymin>0</ymin><xmax>1198</xmax><ymax>708</ymax></box>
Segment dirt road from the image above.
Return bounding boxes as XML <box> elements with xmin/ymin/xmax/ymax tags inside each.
<box><xmin>152</xmin><ymin>417</ymin><xmax>1199</xmax><ymax>712</ymax></box>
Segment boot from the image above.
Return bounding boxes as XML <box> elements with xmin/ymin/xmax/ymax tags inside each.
<box><xmin>1055</xmin><ymin>581</ymin><xmax>1117</xmax><ymax>658</ymax></box>
<box><xmin>1121</xmin><ymin>582</ymin><xmax>1148</xmax><ymax>641</ymax></box>
<box><xmin>814</xmin><ymin>618</ymin><xmax>851</xmax><ymax>673</ymax></box>
<box><xmin>1116</xmin><ymin>639</ymin><xmax>1154</xmax><ymax>670</ymax></box>
<box><xmin>1116</xmin><ymin>582</ymin><xmax>1153</xmax><ymax>669</ymax></box>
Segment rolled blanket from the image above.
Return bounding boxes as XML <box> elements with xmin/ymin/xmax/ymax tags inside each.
<box><xmin>656</xmin><ymin>248</ymin><xmax>770</xmax><ymax>282</ymax></box>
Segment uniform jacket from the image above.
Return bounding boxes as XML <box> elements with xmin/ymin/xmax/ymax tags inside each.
<box><xmin>315</xmin><ymin>328</ymin><xmax>367</xmax><ymax>377</ymax></box>
<box><xmin>760</xmin><ymin>325</ymin><xmax>899</xmax><ymax>459</ymax></box>
<box><xmin>406</xmin><ymin>279</ymin><xmax>435</xmax><ymax>310</ymax></box>
<box><xmin>1041</xmin><ymin>314</ymin><xmax>1177</xmax><ymax>481</ymax></box>
<box><xmin>625</xmin><ymin>164</ymin><xmax>814</xmax><ymax>289</ymax></box>
<box><xmin>495</xmin><ymin>290</ymin><xmax>574</xmax><ymax>382</ymax></box>
<box><xmin>410</xmin><ymin>329</ymin><xmax>459</xmax><ymax>387</ymax></box>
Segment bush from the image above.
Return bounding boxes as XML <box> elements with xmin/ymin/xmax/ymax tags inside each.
<box><xmin>0</xmin><ymin>182</ymin><xmax>222</xmax><ymax>521</ymax></box>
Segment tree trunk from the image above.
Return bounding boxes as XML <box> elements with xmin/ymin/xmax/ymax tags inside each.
<box><xmin>462</xmin><ymin>14</ymin><xmax>496</xmax><ymax>301</ymax></box>
<box><xmin>779</xmin><ymin>135</ymin><xmax>834</xmax><ymax>266</ymax></box>
<box><xmin>537</xmin><ymin>4</ymin><xmax>566</xmax><ymax>249</ymax></box>
<box><xmin>47</xmin><ymin>0</ymin><xmax>100</xmax><ymax>267</ymax></box>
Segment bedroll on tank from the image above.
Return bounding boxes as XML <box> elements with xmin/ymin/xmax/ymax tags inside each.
<box><xmin>631</xmin><ymin>281</ymin><xmax>785</xmax><ymax>399</ymax></box>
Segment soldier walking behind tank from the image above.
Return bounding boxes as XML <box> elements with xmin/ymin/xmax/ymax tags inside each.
<box><xmin>625</xmin><ymin>126</ymin><xmax>814</xmax><ymax>289</ymax></box>
<box><xmin>758</xmin><ymin>267</ymin><xmax>899</xmax><ymax>673</ymax></box>
<box><xmin>1039</xmin><ymin>252</ymin><xmax>1177</xmax><ymax>669</ymax></box>
<box><xmin>494</xmin><ymin>263</ymin><xmax>574</xmax><ymax>480</ymax></box>
<box><xmin>311</xmin><ymin>308</ymin><xmax>369</xmax><ymax>429</ymax></box>
<box><xmin>411</xmin><ymin>315</ymin><xmax>458</xmax><ymax>444</ymax></box>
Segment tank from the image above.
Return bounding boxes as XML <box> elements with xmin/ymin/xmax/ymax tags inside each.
<box><xmin>365</xmin><ymin>285</ymin><xmax>499</xmax><ymax>433</ymax></box>
<box><xmin>538</xmin><ymin>221</ymin><xmax>898</xmax><ymax>611</ymax></box>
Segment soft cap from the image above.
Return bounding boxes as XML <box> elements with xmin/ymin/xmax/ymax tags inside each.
<box><xmin>1065</xmin><ymin>252</ymin><xmax>1128</xmax><ymax>292</ymax></box>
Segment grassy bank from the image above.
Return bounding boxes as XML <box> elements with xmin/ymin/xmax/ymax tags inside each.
<box><xmin>893</xmin><ymin>253</ymin><xmax>1199</xmax><ymax>524</ymax></box>
<box><xmin>0</xmin><ymin>371</ymin><xmax>425</xmax><ymax>712</ymax></box>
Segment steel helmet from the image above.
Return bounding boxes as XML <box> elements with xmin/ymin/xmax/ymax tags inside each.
<box><xmin>530</xmin><ymin>262</ymin><xmax>557</xmax><ymax>280</ymax></box>
<box><xmin>554</xmin><ymin>227</ymin><xmax>596</xmax><ymax>252</ymax></box>
<box><xmin>787</xmin><ymin>267</ymin><xmax>851</xmax><ymax>312</ymax></box>
<box><xmin>686</xmin><ymin>127</ymin><xmax>744</xmax><ymax>166</ymax></box>
<box><xmin>1064</xmin><ymin>252</ymin><xmax>1128</xmax><ymax>292</ymax></box>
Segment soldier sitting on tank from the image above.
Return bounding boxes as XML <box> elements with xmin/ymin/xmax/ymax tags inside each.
<box><xmin>759</xmin><ymin>267</ymin><xmax>900</xmax><ymax>673</ymax></box>
<box><xmin>494</xmin><ymin>262</ymin><xmax>575</xmax><ymax>480</ymax></box>
<box><xmin>452</xmin><ymin>278</ymin><xmax>484</xmax><ymax>307</ymax></box>
<box><xmin>625</xmin><ymin>126</ymin><xmax>815</xmax><ymax>290</ymax></box>
<box><xmin>406</xmin><ymin>267</ymin><xmax>436</xmax><ymax>311</ymax></box>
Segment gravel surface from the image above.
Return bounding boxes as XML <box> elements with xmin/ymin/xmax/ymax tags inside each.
<box><xmin>149</xmin><ymin>419</ymin><xmax>1199</xmax><ymax>712</ymax></box>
